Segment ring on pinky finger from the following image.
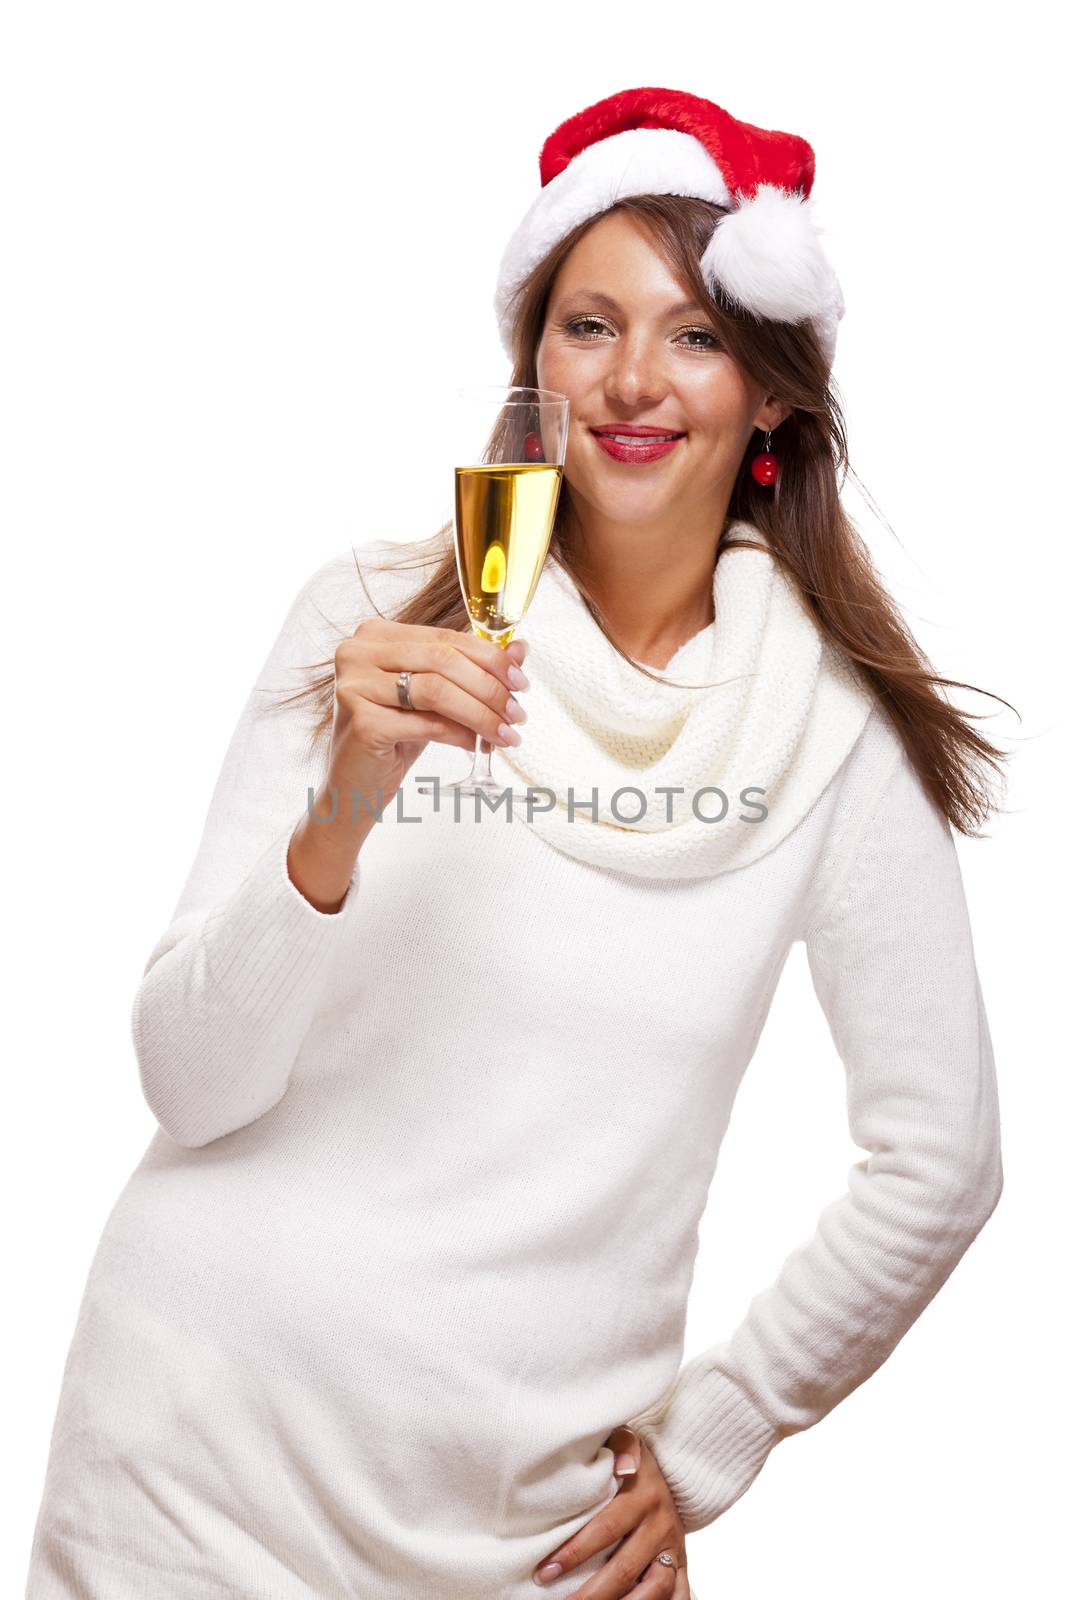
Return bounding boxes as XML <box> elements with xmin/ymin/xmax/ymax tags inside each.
<box><xmin>626</xmin><ymin>1550</ymin><xmax>683</xmax><ymax>1595</ymax></box>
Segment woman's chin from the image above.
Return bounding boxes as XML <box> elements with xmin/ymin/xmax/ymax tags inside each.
<box><xmin>585</xmin><ymin>492</ymin><xmax>687</xmax><ymax>523</ymax></box>
<box><xmin>565</xmin><ymin>473</ymin><xmax>695</xmax><ymax>527</ymax></box>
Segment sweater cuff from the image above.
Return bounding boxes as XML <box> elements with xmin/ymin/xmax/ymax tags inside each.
<box><xmin>201</xmin><ymin>819</ymin><xmax>360</xmax><ymax>1017</ymax></box>
<box><xmin>625</xmin><ymin>1361</ymin><xmax>782</xmax><ymax>1533</ymax></box>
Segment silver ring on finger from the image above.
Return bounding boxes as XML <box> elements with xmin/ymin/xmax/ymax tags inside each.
<box><xmin>396</xmin><ymin>671</ymin><xmax>414</xmax><ymax>710</ymax></box>
<box><xmin>655</xmin><ymin>1551</ymin><xmax>677</xmax><ymax>1568</ymax></box>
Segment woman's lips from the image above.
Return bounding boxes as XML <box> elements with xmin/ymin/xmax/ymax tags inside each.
<box><xmin>590</xmin><ymin>431</ymin><xmax>685</xmax><ymax>464</ymax></box>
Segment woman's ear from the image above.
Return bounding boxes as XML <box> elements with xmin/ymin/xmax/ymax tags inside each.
<box><xmin>757</xmin><ymin>399</ymin><xmax>793</xmax><ymax>432</ymax></box>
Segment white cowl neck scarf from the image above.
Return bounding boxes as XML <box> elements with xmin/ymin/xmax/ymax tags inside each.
<box><xmin>492</xmin><ymin>521</ymin><xmax>876</xmax><ymax>880</ymax></box>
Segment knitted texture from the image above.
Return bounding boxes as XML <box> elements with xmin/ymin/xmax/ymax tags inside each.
<box><xmin>625</xmin><ymin>742</ymin><xmax>1005</xmax><ymax>1530</ymax></box>
<box><xmin>494</xmin><ymin>523</ymin><xmax>875</xmax><ymax>878</ymax></box>
<box><xmin>24</xmin><ymin>541</ymin><xmax>1003</xmax><ymax>1598</ymax></box>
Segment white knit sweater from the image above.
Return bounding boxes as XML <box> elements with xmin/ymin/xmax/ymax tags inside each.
<box><xmin>25</xmin><ymin>532</ymin><xmax>1003</xmax><ymax>1600</ymax></box>
<box><xmin>491</xmin><ymin>524</ymin><xmax>875</xmax><ymax>878</ymax></box>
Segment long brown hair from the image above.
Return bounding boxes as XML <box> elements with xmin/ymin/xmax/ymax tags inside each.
<box><xmin>278</xmin><ymin>193</ymin><xmax>1015</xmax><ymax>836</ymax></box>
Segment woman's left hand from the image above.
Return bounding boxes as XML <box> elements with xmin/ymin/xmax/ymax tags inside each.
<box><xmin>532</xmin><ymin>1425</ymin><xmax>692</xmax><ymax>1597</ymax></box>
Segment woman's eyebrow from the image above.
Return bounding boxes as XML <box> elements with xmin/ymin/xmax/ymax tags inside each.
<box><xmin>555</xmin><ymin>289</ymin><xmax>704</xmax><ymax>316</ymax></box>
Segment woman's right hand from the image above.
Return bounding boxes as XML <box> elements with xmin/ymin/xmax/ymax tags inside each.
<box><xmin>326</xmin><ymin>616</ymin><xmax>530</xmax><ymax>816</ymax></box>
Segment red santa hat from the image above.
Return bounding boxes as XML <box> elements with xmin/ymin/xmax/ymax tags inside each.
<box><xmin>494</xmin><ymin>86</ymin><xmax>845</xmax><ymax>368</ymax></box>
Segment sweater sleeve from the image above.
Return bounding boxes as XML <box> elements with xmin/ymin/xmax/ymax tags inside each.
<box><xmin>130</xmin><ymin>554</ymin><xmax>368</xmax><ymax>1150</ymax></box>
<box><xmin>624</xmin><ymin>737</ymin><xmax>1004</xmax><ymax>1533</ymax></box>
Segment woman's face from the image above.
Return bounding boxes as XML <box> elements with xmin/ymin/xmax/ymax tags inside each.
<box><xmin>535</xmin><ymin>210</ymin><xmax>790</xmax><ymax>534</ymax></box>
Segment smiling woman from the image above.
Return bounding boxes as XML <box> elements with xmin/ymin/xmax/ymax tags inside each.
<box><xmin>534</xmin><ymin>214</ymin><xmax>787</xmax><ymax>576</ymax></box>
<box><xmin>24</xmin><ymin>85</ymin><xmax>1010</xmax><ymax>1600</ymax></box>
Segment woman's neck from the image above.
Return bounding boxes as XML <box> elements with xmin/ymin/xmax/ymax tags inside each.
<box><xmin>566</xmin><ymin>516</ymin><xmax>725</xmax><ymax>669</ymax></box>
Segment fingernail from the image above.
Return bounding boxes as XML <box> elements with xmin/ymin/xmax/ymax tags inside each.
<box><xmin>505</xmin><ymin>696</ymin><xmax>527</xmax><ymax>724</ymax></box>
<box><xmin>497</xmin><ymin>722</ymin><xmax>521</xmax><ymax>745</ymax></box>
<box><xmin>534</xmin><ymin>1563</ymin><xmax>562</xmax><ymax>1584</ymax></box>
<box><xmin>615</xmin><ymin>1453</ymin><xmax>637</xmax><ymax>1475</ymax></box>
<box><xmin>507</xmin><ymin>664</ymin><xmax>530</xmax><ymax>690</ymax></box>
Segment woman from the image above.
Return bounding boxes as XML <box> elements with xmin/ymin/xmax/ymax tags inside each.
<box><xmin>25</xmin><ymin>88</ymin><xmax>1008</xmax><ymax>1600</ymax></box>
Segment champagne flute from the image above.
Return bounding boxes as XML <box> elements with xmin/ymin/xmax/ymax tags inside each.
<box><xmin>417</xmin><ymin>385</ymin><xmax>569</xmax><ymax>799</ymax></box>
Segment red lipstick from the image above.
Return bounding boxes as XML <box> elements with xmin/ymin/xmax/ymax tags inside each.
<box><xmin>589</xmin><ymin>425</ymin><xmax>686</xmax><ymax>464</ymax></box>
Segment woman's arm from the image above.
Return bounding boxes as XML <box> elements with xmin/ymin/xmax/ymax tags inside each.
<box><xmin>130</xmin><ymin>552</ymin><xmax>374</xmax><ymax>1150</ymax></box>
<box><xmin>625</xmin><ymin>735</ymin><xmax>1004</xmax><ymax>1533</ymax></box>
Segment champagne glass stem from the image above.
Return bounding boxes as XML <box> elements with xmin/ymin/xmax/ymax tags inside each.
<box><xmin>467</xmin><ymin>632</ymin><xmax>511</xmax><ymax>786</ymax></box>
<box><xmin>470</xmin><ymin>733</ymin><xmax>496</xmax><ymax>787</ymax></box>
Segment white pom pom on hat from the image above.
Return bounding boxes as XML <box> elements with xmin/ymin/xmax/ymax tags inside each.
<box><xmin>494</xmin><ymin>86</ymin><xmax>846</xmax><ymax>368</ymax></box>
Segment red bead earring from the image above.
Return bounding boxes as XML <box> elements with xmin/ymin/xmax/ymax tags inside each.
<box><xmin>751</xmin><ymin>429</ymin><xmax>778</xmax><ymax>487</ymax></box>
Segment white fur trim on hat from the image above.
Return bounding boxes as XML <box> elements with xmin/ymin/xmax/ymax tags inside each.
<box><xmin>494</xmin><ymin>126</ymin><xmax>844</xmax><ymax>367</ymax></box>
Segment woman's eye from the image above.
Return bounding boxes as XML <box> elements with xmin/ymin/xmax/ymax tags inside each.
<box><xmin>564</xmin><ymin>317</ymin><xmax>608</xmax><ymax>338</ymax></box>
<box><xmin>562</xmin><ymin>317</ymin><xmax>720</xmax><ymax>349</ymax></box>
<box><xmin>677</xmin><ymin>326</ymin><xmax>721</xmax><ymax>350</ymax></box>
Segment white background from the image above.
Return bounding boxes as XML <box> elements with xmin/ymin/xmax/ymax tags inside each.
<box><xmin>4</xmin><ymin>2</ymin><xmax>1062</xmax><ymax>1595</ymax></box>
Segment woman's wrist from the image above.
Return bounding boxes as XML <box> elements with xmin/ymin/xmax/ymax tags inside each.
<box><xmin>287</xmin><ymin>786</ymin><xmax>377</xmax><ymax>914</ymax></box>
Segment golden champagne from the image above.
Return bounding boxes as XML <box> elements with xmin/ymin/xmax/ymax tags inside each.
<box><xmin>454</xmin><ymin>463</ymin><xmax>562</xmax><ymax>644</ymax></box>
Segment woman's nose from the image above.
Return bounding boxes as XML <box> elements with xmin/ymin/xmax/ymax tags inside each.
<box><xmin>603</xmin><ymin>340</ymin><xmax>668</xmax><ymax>407</ymax></box>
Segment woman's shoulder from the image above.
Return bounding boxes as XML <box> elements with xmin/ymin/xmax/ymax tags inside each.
<box><xmin>800</xmin><ymin>697</ymin><xmax>956</xmax><ymax>942</ymax></box>
<box><xmin>835</xmin><ymin>699</ymin><xmax>949</xmax><ymax>837</ymax></box>
<box><xmin>291</xmin><ymin>532</ymin><xmax>451</xmax><ymax>644</ymax></box>
<box><xmin>832</xmin><ymin>697</ymin><xmax>911</xmax><ymax>806</ymax></box>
